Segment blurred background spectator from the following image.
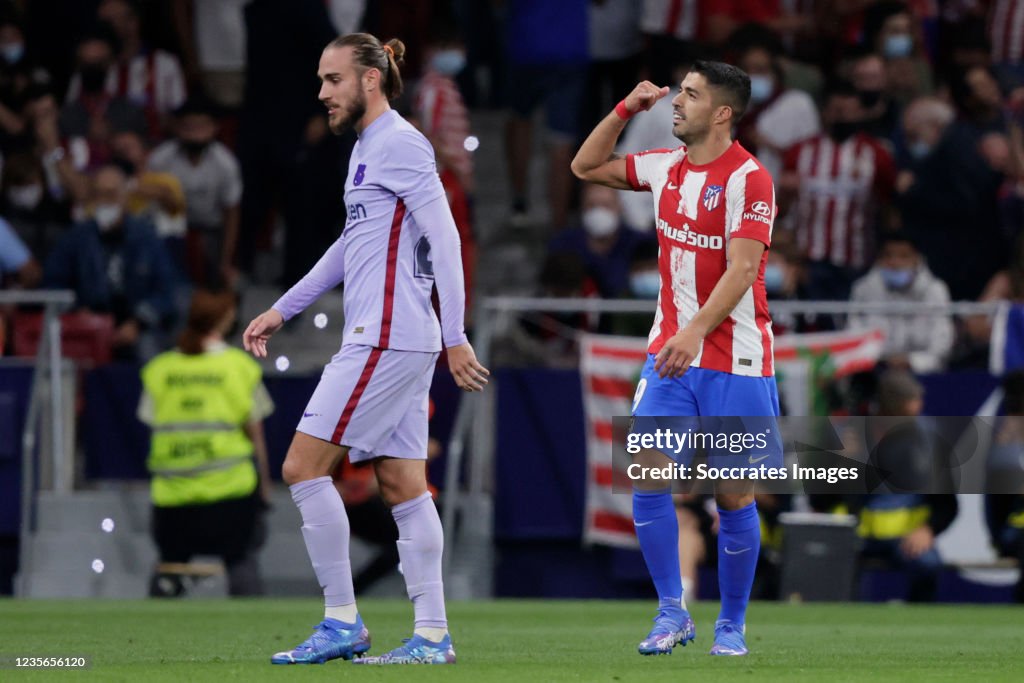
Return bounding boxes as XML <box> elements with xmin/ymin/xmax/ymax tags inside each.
<box><xmin>93</xmin><ymin>0</ymin><xmax>186</xmax><ymax>136</ymax></box>
<box><xmin>41</xmin><ymin>164</ymin><xmax>177</xmax><ymax>360</ymax></box>
<box><xmin>733</xmin><ymin>23</ymin><xmax>820</xmax><ymax>180</ymax></box>
<box><xmin>849</xmin><ymin>232</ymin><xmax>954</xmax><ymax>373</ymax></box>
<box><xmin>779</xmin><ymin>80</ymin><xmax>896</xmax><ymax>303</ymax></box>
<box><xmin>59</xmin><ymin>24</ymin><xmax>148</xmax><ymax>177</ymax></box>
<box><xmin>811</xmin><ymin>371</ymin><xmax>958</xmax><ymax>603</ymax></box>
<box><xmin>548</xmin><ymin>183</ymin><xmax>653</xmax><ymax>300</ymax></box>
<box><xmin>896</xmin><ymin>96</ymin><xmax>1006</xmax><ymax>300</ymax></box>
<box><xmin>503</xmin><ymin>0</ymin><xmax>587</xmax><ymax>230</ymax></box>
<box><xmin>235</xmin><ymin>0</ymin><xmax>337</xmax><ymax>279</ymax></box>
<box><xmin>0</xmin><ymin>213</ymin><xmax>39</xmax><ymax>288</ymax></box>
<box><xmin>148</xmin><ymin>97</ymin><xmax>240</xmax><ymax>288</ymax></box>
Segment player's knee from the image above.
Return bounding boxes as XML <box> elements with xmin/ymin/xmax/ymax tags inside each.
<box><xmin>715</xmin><ymin>492</ymin><xmax>754</xmax><ymax>511</ymax></box>
<box><xmin>281</xmin><ymin>457</ymin><xmax>309</xmax><ymax>486</ymax></box>
<box><xmin>378</xmin><ymin>480</ymin><xmax>428</xmax><ymax>507</ymax></box>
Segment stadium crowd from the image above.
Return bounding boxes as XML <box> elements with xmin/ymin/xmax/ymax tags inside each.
<box><xmin>0</xmin><ymin>0</ymin><xmax>1023</xmax><ymax>602</ymax></box>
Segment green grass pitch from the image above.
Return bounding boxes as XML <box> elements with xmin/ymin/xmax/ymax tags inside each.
<box><xmin>1</xmin><ymin>599</ymin><xmax>1022</xmax><ymax>681</ymax></box>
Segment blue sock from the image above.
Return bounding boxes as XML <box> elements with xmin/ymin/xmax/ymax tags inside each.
<box><xmin>717</xmin><ymin>501</ymin><xmax>760</xmax><ymax>625</ymax></box>
<box><xmin>633</xmin><ymin>489</ymin><xmax>682</xmax><ymax>607</ymax></box>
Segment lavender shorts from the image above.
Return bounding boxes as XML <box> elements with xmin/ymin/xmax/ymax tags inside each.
<box><xmin>297</xmin><ymin>344</ymin><xmax>439</xmax><ymax>463</ymax></box>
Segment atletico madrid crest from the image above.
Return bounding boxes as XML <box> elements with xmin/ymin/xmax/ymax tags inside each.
<box><xmin>702</xmin><ymin>184</ymin><xmax>723</xmax><ymax>211</ymax></box>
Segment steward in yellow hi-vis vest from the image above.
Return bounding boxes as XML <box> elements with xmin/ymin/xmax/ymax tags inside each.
<box><xmin>138</xmin><ymin>290</ymin><xmax>274</xmax><ymax>596</ymax></box>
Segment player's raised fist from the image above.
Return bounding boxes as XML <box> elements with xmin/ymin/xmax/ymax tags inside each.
<box><xmin>624</xmin><ymin>81</ymin><xmax>670</xmax><ymax>114</ymax></box>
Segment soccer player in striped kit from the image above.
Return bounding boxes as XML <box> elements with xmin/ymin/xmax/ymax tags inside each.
<box><xmin>243</xmin><ymin>33</ymin><xmax>488</xmax><ymax>666</ymax></box>
<box><xmin>572</xmin><ymin>62</ymin><xmax>781</xmax><ymax>657</ymax></box>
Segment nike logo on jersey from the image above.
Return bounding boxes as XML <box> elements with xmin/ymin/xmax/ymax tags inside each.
<box><xmin>748</xmin><ymin>454</ymin><xmax>771</xmax><ymax>464</ymax></box>
<box><xmin>666</xmin><ymin>182</ymin><xmax>678</xmax><ymax>190</ymax></box>
<box><xmin>634</xmin><ymin>520</ymin><xmax>654</xmax><ymax>527</ymax></box>
<box><xmin>724</xmin><ymin>546</ymin><xmax>751</xmax><ymax>555</ymax></box>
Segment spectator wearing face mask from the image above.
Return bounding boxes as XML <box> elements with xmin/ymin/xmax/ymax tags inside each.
<box><xmin>848</xmin><ymin>232</ymin><xmax>953</xmax><ymax>373</ymax></box>
<box><xmin>0</xmin><ymin>151</ymin><xmax>69</xmax><ymax>258</ymax></box>
<box><xmin>863</xmin><ymin>1</ymin><xmax>934</xmax><ymax>103</ymax></box>
<box><xmin>148</xmin><ymin>97</ymin><xmax>241</xmax><ymax>289</ymax></box>
<box><xmin>609</xmin><ymin>239</ymin><xmax>660</xmax><ymax>338</ymax></box>
<box><xmin>733</xmin><ymin>24</ymin><xmax>820</xmax><ymax>181</ymax></box>
<box><xmin>413</xmin><ymin>24</ymin><xmax>476</xmax><ymax>309</ymax></box>
<box><xmin>850</xmin><ymin>50</ymin><xmax>902</xmax><ymax>146</ymax></box>
<box><xmin>41</xmin><ymin>164</ymin><xmax>178</xmax><ymax>360</ymax></box>
<box><xmin>0</xmin><ymin>9</ymin><xmax>50</xmax><ymax>146</ymax></box>
<box><xmin>59</xmin><ymin>24</ymin><xmax>147</xmax><ymax>170</ymax></box>
<box><xmin>779</xmin><ymin>80</ymin><xmax>896</xmax><ymax>303</ymax></box>
<box><xmin>548</xmin><ymin>183</ymin><xmax>653</xmax><ymax>299</ymax></box>
<box><xmin>415</xmin><ymin>25</ymin><xmax>473</xmax><ymax>193</ymax></box>
<box><xmin>93</xmin><ymin>0</ymin><xmax>186</xmax><ymax>135</ymax></box>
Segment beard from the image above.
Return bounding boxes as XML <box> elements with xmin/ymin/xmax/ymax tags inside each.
<box><xmin>329</xmin><ymin>90</ymin><xmax>367</xmax><ymax>135</ymax></box>
<box><xmin>673</xmin><ymin>119</ymin><xmax>708</xmax><ymax>146</ymax></box>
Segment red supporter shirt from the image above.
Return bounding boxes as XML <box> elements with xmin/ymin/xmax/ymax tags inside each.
<box><xmin>625</xmin><ymin>141</ymin><xmax>776</xmax><ymax>377</ymax></box>
<box><xmin>783</xmin><ymin>133</ymin><xmax>895</xmax><ymax>271</ymax></box>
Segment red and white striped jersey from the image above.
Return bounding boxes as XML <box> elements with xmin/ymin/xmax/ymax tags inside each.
<box><xmin>991</xmin><ymin>0</ymin><xmax>1024</xmax><ymax>64</ymax></box>
<box><xmin>625</xmin><ymin>141</ymin><xmax>776</xmax><ymax>377</ymax></box>
<box><xmin>783</xmin><ymin>133</ymin><xmax>895</xmax><ymax>271</ymax></box>
<box><xmin>414</xmin><ymin>72</ymin><xmax>474</xmax><ymax>192</ymax></box>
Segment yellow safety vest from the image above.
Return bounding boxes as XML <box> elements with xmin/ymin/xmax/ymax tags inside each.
<box><xmin>141</xmin><ymin>347</ymin><xmax>262</xmax><ymax>507</ymax></box>
<box><xmin>830</xmin><ymin>501</ymin><xmax>931</xmax><ymax>540</ymax></box>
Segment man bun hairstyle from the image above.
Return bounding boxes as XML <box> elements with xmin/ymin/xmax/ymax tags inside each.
<box><xmin>329</xmin><ymin>33</ymin><xmax>406</xmax><ymax>101</ymax></box>
<box><xmin>690</xmin><ymin>60</ymin><xmax>752</xmax><ymax>122</ymax></box>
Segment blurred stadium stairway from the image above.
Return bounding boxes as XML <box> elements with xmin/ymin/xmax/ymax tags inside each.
<box><xmin>19</xmin><ymin>487</ymin><xmax>404</xmax><ymax>598</ymax></box>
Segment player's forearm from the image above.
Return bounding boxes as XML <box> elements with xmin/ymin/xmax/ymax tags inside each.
<box><xmin>271</xmin><ymin>236</ymin><xmax>346</xmax><ymax>320</ymax></box>
<box><xmin>414</xmin><ymin>196</ymin><xmax>469</xmax><ymax>347</ymax></box>
<box><xmin>686</xmin><ymin>261</ymin><xmax>759</xmax><ymax>338</ymax></box>
<box><xmin>571</xmin><ymin>111</ymin><xmax>628</xmax><ymax>180</ymax></box>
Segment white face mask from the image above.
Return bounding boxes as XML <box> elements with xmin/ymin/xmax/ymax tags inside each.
<box><xmin>94</xmin><ymin>203</ymin><xmax>123</xmax><ymax>231</ymax></box>
<box><xmin>749</xmin><ymin>74</ymin><xmax>774</xmax><ymax>104</ymax></box>
<box><xmin>582</xmin><ymin>206</ymin><xmax>619</xmax><ymax>238</ymax></box>
<box><xmin>7</xmin><ymin>184</ymin><xmax>43</xmax><ymax>210</ymax></box>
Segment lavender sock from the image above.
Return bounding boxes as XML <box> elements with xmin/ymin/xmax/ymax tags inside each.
<box><xmin>392</xmin><ymin>492</ymin><xmax>447</xmax><ymax>630</ymax></box>
<box><xmin>290</xmin><ymin>476</ymin><xmax>356</xmax><ymax>610</ymax></box>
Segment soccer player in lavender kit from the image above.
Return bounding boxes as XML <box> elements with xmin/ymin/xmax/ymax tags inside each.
<box><xmin>572</xmin><ymin>62</ymin><xmax>781</xmax><ymax>657</ymax></box>
<box><xmin>243</xmin><ymin>33</ymin><xmax>488</xmax><ymax>666</ymax></box>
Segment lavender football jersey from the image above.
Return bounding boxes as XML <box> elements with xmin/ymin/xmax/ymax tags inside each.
<box><xmin>273</xmin><ymin>110</ymin><xmax>467</xmax><ymax>352</ymax></box>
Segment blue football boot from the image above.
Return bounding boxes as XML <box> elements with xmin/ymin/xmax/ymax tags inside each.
<box><xmin>270</xmin><ymin>616</ymin><xmax>371</xmax><ymax>664</ymax></box>
<box><xmin>709</xmin><ymin>619</ymin><xmax>748</xmax><ymax>656</ymax></box>
<box><xmin>353</xmin><ymin>633</ymin><xmax>456</xmax><ymax>665</ymax></box>
<box><xmin>637</xmin><ymin>603</ymin><xmax>696</xmax><ymax>655</ymax></box>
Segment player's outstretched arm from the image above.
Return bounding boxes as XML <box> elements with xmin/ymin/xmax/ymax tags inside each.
<box><xmin>571</xmin><ymin>81</ymin><xmax>669</xmax><ymax>190</ymax></box>
<box><xmin>242</xmin><ymin>308</ymin><xmax>284</xmax><ymax>359</ymax></box>
<box><xmin>447</xmin><ymin>342</ymin><xmax>490</xmax><ymax>392</ymax></box>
